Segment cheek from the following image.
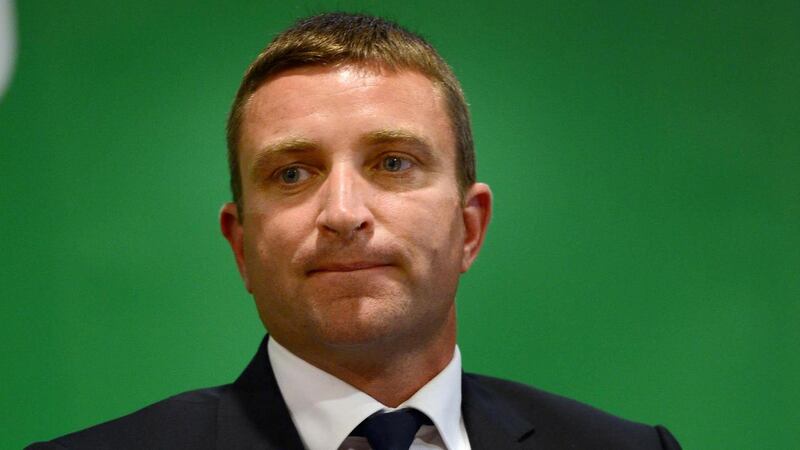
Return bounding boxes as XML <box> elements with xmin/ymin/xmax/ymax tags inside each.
<box><xmin>244</xmin><ymin>212</ymin><xmax>306</xmax><ymax>274</ymax></box>
<box><xmin>381</xmin><ymin>190</ymin><xmax>464</xmax><ymax>264</ymax></box>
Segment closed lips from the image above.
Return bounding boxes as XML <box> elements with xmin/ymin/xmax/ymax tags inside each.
<box><xmin>308</xmin><ymin>262</ymin><xmax>391</xmax><ymax>274</ymax></box>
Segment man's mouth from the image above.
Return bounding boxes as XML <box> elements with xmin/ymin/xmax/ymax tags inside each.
<box><xmin>307</xmin><ymin>261</ymin><xmax>392</xmax><ymax>275</ymax></box>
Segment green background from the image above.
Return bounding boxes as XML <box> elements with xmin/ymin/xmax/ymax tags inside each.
<box><xmin>2</xmin><ymin>1</ymin><xmax>798</xmax><ymax>448</ymax></box>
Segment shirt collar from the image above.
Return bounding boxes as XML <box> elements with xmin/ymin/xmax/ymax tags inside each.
<box><xmin>268</xmin><ymin>336</ymin><xmax>465</xmax><ymax>450</ymax></box>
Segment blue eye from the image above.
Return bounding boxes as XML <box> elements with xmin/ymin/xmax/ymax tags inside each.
<box><xmin>279</xmin><ymin>166</ymin><xmax>311</xmax><ymax>184</ymax></box>
<box><xmin>382</xmin><ymin>156</ymin><xmax>412</xmax><ymax>172</ymax></box>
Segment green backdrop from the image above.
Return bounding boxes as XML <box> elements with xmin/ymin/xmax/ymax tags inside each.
<box><xmin>2</xmin><ymin>1</ymin><xmax>798</xmax><ymax>448</ymax></box>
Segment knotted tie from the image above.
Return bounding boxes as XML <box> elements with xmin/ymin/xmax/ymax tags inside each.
<box><xmin>350</xmin><ymin>408</ymin><xmax>433</xmax><ymax>450</ymax></box>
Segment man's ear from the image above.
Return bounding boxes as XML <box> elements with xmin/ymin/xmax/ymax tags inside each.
<box><xmin>220</xmin><ymin>202</ymin><xmax>252</xmax><ymax>293</ymax></box>
<box><xmin>461</xmin><ymin>182</ymin><xmax>493</xmax><ymax>272</ymax></box>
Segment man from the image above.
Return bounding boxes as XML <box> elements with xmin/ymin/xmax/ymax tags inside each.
<box><xmin>29</xmin><ymin>12</ymin><xmax>681</xmax><ymax>450</ymax></box>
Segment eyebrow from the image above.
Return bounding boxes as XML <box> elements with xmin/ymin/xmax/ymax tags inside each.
<box><xmin>249</xmin><ymin>137</ymin><xmax>317</xmax><ymax>182</ymax></box>
<box><xmin>360</xmin><ymin>129</ymin><xmax>435</xmax><ymax>160</ymax></box>
<box><xmin>248</xmin><ymin>129</ymin><xmax>437</xmax><ymax>182</ymax></box>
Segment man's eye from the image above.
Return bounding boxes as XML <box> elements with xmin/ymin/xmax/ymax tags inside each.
<box><xmin>381</xmin><ymin>156</ymin><xmax>412</xmax><ymax>172</ymax></box>
<box><xmin>278</xmin><ymin>166</ymin><xmax>311</xmax><ymax>184</ymax></box>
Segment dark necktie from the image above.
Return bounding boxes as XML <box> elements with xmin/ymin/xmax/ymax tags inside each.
<box><xmin>350</xmin><ymin>408</ymin><xmax>433</xmax><ymax>450</ymax></box>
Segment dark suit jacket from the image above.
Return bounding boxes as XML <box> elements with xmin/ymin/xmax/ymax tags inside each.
<box><xmin>28</xmin><ymin>337</ymin><xmax>681</xmax><ymax>449</ymax></box>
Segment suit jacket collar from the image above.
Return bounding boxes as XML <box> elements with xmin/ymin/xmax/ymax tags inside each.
<box><xmin>215</xmin><ymin>336</ymin><xmax>536</xmax><ymax>449</ymax></box>
<box><xmin>216</xmin><ymin>336</ymin><xmax>305</xmax><ymax>450</ymax></box>
<box><xmin>462</xmin><ymin>373</ymin><xmax>536</xmax><ymax>449</ymax></box>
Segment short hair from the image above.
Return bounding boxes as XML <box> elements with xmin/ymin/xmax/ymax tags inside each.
<box><xmin>226</xmin><ymin>12</ymin><xmax>475</xmax><ymax>217</ymax></box>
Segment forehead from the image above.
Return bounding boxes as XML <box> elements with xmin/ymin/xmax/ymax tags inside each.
<box><xmin>238</xmin><ymin>64</ymin><xmax>455</xmax><ymax>162</ymax></box>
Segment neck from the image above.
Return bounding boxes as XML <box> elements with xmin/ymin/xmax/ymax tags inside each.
<box><xmin>275</xmin><ymin>310</ymin><xmax>457</xmax><ymax>407</ymax></box>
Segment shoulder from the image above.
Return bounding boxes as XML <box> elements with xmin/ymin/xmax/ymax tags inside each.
<box><xmin>26</xmin><ymin>385</ymin><xmax>229</xmax><ymax>450</ymax></box>
<box><xmin>462</xmin><ymin>372</ymin><xmax>681</xmax><ymax>449</ymax></box>
<box><xmin>463</xmin><ymin>371</ymin><xmax>640</xmax><ymax>426</ymax></box>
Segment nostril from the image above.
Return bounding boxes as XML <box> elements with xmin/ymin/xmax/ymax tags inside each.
<box><xmin>317</xmin><ymin>214</ymin><xmax>372</xmax><ymax>239</ymax></box>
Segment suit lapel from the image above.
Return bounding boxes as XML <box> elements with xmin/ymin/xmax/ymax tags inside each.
<box><xmin>462</xmin><ymin>373</ymin><xmax>536</xmax><ymax>449</ymax></box>
<box><xmin>215</xmin><ymin>336</ymin><xmax>305</xmax><ymax>450</ymax></box>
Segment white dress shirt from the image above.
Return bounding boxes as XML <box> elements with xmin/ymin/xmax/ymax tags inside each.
<box><xmin>268</xmin><ymin>337</ymin><xmax>471</xmax><ymax>450</ymax></box>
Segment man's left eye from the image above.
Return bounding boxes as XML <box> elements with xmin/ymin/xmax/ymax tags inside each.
<box><xmin>381</xmin><ymin>156</ymin><xmax>412</xmax><ymax>172</ymax></box>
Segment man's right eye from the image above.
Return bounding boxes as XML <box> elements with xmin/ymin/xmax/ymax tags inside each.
<box><xmin>278</xmin><ymin>166</ymin><xmax>311</xmax><ymax>184</ymax></box>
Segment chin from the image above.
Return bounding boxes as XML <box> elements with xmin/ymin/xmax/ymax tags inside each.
<box><xmin>315</xmin><ymin>327</ymin><xmax>392</xmax><ymax>348</ymax></box>
<box><xmin>311</xmin><ymin>297</ymin><xmax>417</xmax><ymax>348</ymax></box>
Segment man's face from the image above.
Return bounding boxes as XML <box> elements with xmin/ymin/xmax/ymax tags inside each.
<box><xmin>221</xmin><ymin>65</ymin><xmax>490</xmax><ymax>353</ymax></box>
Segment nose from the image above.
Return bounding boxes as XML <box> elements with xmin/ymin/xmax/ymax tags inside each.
<box><xmin>316</xmin><ymin>164</ymin><xmax>374</xmax><ymax>240</ymax></box>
